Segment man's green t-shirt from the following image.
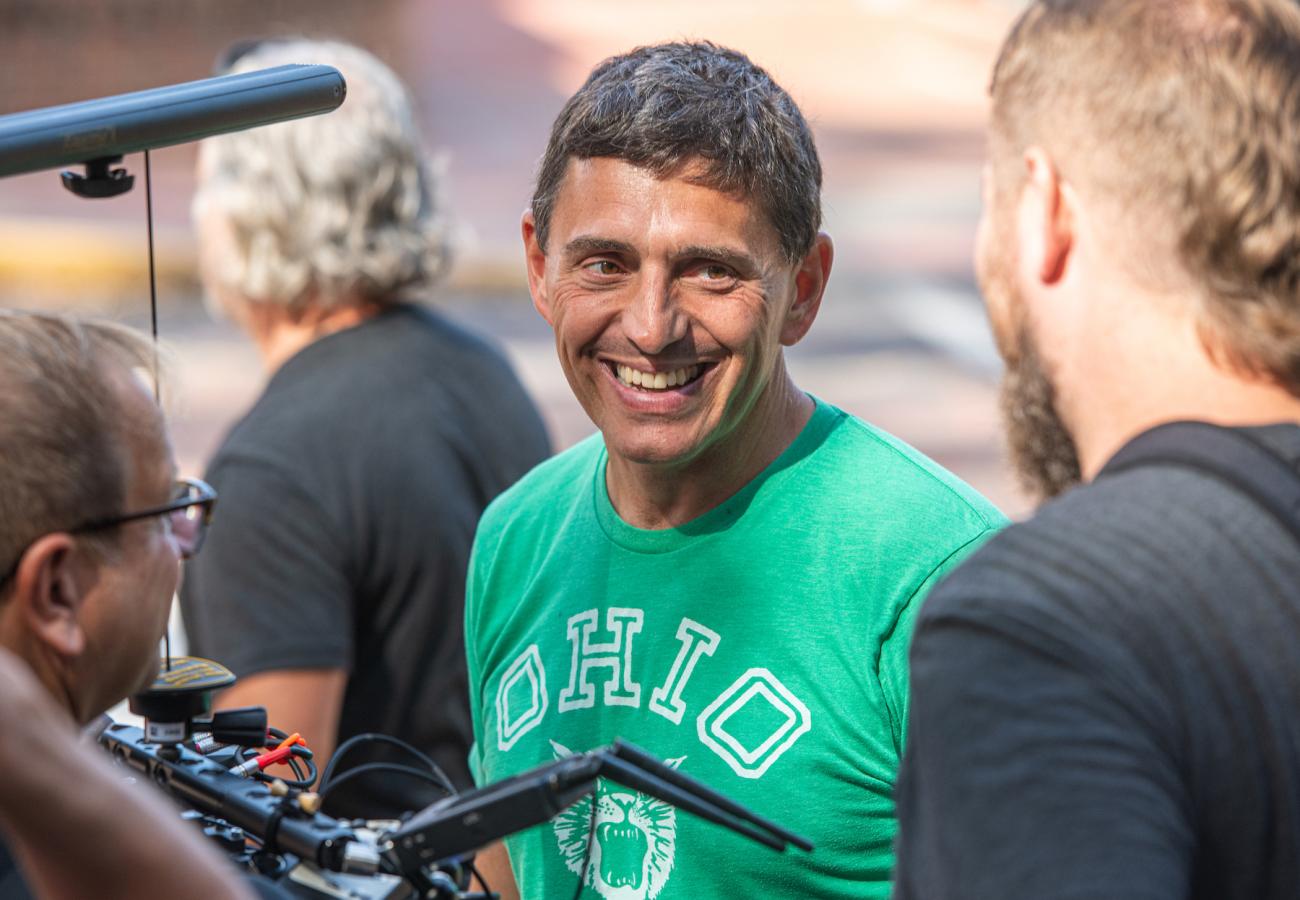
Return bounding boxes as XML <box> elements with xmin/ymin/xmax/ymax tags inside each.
<box><xmin>465</xmin><ymin>398</ymin><xmax>1005</xmax><ymax>898</ymax></box>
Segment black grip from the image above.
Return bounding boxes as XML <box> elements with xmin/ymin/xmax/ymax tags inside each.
<box><xmin>209</xmin><ymin>706</ymin><xmax>269</xmax><ymax>748</ymax></box>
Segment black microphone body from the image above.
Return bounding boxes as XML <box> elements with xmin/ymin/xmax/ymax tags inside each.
<box><xmin>0</xmin><ymin>64</ymin><xmax>345</xmax><ymax>179</ymax></box>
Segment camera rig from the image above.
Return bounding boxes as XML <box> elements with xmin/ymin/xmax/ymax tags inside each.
<box><xmin>100</xmin><ymin>657</ymin><xmax>811</xmax><ymax>899</ymax></box>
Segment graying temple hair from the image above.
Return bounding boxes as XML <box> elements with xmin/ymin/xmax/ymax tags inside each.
<box><xmin>531</xmin><ymin>41</ymin><xmax>823</xmax><ymax>263</ymax></box>
<box><xmin>194</xmin><ymin>39</ymin><xmax>450</xmax><ymax>311</ymax></box>
<box><xmin>0</xmin><ymin>312</ymin><xmax>156</xmax><ymax>593</ymax></box>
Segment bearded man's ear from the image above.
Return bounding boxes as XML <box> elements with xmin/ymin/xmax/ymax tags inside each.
<box><xmin>1018</xmin><ymin>147</ymin><xmax>1076</xmax><ymax>288</ymax></box>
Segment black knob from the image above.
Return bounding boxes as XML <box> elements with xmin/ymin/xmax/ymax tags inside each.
<box><xmin>210</xmin><ymin>706</ymin><xmax>269</xmax><ymax>748</ymax></box>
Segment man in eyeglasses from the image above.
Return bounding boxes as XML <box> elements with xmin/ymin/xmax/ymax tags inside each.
<box><xmin>0</xmin><ymin>310</ymin><xmax>246</xmax><ymax>899</ymax></box>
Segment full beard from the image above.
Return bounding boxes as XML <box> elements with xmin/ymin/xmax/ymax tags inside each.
<box><xmin>978</xmin><ymin>193</ymin><xmax>1083</xmax><ymax>505</ymax></box>
<box><xmin>999</xmin><ymin>323</ymin><xmax>1082</xmax><ymax>503</ymax></box>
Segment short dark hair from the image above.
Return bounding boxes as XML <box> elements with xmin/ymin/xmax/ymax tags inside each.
<box><xmin>531</xmin><ymin>41</ymin><xmax>823</xmax><ymax>263</ymax></box>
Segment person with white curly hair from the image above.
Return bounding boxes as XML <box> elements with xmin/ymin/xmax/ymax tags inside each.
<box><xmin>181</xmin><ymin>39</ymin><xmax>550</xmax><ymax>818</ymax></box>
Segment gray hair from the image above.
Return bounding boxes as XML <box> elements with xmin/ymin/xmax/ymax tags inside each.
<box><xmin>0</xmin><ymin>311</ymin><xmax>157</xmax><ymax>593</ymax></box>
<box><xmin>194</xmin><ymin>40</ymin><xmax>450</xmax><ymax>311</ymax></box>
<box><xmin>531</xmin><ymin>41</ymin><xmax>823</xmax><ymax>263</ymax></box>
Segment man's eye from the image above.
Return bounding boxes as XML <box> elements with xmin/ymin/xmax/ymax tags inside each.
<box><xmin>585</xmin><ymin>260</ymin><xmax>621</xmax><ymax>276</ymax></box>
<box><xmin>690</xmin><ymin>263</ymin><xmax>736</xmax><ymax>285</ymax></box>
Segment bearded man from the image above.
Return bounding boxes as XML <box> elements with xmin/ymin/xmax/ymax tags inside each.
<box><xmin>894</xmin><ymin>2</ymin><xmax>1300</xmax><ymax>898</ymax></box>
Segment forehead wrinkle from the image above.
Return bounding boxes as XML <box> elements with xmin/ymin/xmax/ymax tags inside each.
<box><xmin>553</xmin><ymin>158</ymin><xmax>785</xmax><ymax>270</ymax></box>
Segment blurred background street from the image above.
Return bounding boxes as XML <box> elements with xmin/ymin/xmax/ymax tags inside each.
<box><xmin>0</xmin><ymin>0</ymin><xmax>1031</xmax><ymax>516</ymax></box>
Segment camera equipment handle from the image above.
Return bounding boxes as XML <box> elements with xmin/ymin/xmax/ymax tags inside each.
<box><xmin>382</xmin><ymin>740</ymin><xmax>813</xmax><ymax>874</ymax></box>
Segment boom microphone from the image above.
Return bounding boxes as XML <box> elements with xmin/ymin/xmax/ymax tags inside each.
<box><xmin>0</xmin><ymin>64</ymin><xmax>345</xmax><ymax>179</ymax></box>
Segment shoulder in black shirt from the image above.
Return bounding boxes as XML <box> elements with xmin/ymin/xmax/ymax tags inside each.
<box><xmin>894</xmin><ymin>425</ymin><xmax>1300</xmax><ymax>900</ymax></box>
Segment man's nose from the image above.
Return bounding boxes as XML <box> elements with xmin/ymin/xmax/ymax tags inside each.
<box><xmin>624</xmin><ymin>272</ymin><xmax>686</xmax><ymax>355</ymax></box>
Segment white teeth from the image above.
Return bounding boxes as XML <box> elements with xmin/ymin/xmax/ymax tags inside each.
<box><xmin>616</xmin><ymin>363</ymin><xmax>701</xmax><ymax>391</ymax></box>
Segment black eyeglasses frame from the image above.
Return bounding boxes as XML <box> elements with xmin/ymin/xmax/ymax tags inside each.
<box><xmin>0</xmin><ymin>476</ymin><xmax>217</xmax><ymax>589</ymax></box>
<box><xmin>70</xmin><ymin>476</ymin><xmax>217</xmax><ymax>542</ymax></box>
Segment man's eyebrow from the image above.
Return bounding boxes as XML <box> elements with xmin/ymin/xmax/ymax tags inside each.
<box><xmin>562</xmin><ymin>237</ymin><xmax>637</xmax><ymax>261</ymax></box>
<box><xmin>675</xmin><ymin>245</ymin><xmax>760</xmax><ymax>274</ymax></box>
<box><xmin>559</xmin><ymin>238</ymin><xmax>762</xmax><ymax>275</ymax></box>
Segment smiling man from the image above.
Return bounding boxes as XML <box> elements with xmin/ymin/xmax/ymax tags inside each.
<box><xmin>465</xmin><ymin>42</ymin><xmax>1005</xmax><ymax>899</ymax></box>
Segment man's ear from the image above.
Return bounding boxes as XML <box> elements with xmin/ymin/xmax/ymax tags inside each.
<box><xmin>781</xmin><ymin>232</ymin><xmax>834</xmax><ymax>346</ymax></box>
<box><xmin>11</xmin><ymin>534</ymin><xmax>88</xmax><ymax>659</ymax></box>
<box><xmin>521</xmin><ymin>211</ymin><xmax>553</xmax><ymax>325</ymax></box>
<box><xmin>1018</xmin><ymin>147</ymin><xmax>1075</xmax><ymax>287</ymax></box>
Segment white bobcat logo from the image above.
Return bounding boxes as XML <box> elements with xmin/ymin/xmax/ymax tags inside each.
<box><xmin>550</xmin><ymin>740</ymin><xmax>684</xmax><ymax>900</ymax></box>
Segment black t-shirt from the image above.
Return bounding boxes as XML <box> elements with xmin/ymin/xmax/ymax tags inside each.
<box><xmin>894</xmin><ymin>425</ymin><xmax>1300</xmax><ymax>900</ymax></box>
<box><xmin>180</xmin><ymin>303</ymin><xmax>550</xmax><ymax>816</ymax></box>
<box><xmin>0</xmin><ymin>835</ymin><xmax>27</xmax><ymax>900</ymax></box>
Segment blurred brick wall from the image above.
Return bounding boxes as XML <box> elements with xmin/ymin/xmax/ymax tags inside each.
<box><xmin>0</xmin><ymin>0</ymin><xmax>407</xmax><ymax>113</ymax></box>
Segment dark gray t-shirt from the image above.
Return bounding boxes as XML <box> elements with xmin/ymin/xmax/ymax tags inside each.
<box><xmin>0</xmin><ymin>836</ymin><xmax>23</xmax><ymax>899</ymax></box>
<box><xmin>894</xmin><ymin>425</ymin><xmax>1300</xmax><ymax>900</ymax></box>
<box><xmin>180</xmin><ymin>303</ymin><xmax>550</xmax><ymax>816</ymax></box>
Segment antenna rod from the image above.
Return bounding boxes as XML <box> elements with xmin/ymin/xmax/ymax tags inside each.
<box><xmin>143</xmin><ymin>148</ymin><xmax>170</xmax><ymax>672</ymax></box>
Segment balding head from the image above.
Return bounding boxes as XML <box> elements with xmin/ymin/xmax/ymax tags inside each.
<box><xmin>0</xmin><ymin>311</ymin><xmax>161</xmax><ymax>589</ymax></box>
<box><xmin>0</xmin><ymin>312</ymin><xmax>177</xmax><ymax>721</ymax></box>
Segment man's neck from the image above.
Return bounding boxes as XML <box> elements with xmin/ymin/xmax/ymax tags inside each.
<box><xmin>605</xmin><ymin>374</ymin><xmax>814</xmax><ymax>529</ymax></box>
<box><xmin>0</xmin><ymin>628</ymin><xmax>79</xmax><ymax>724</ymax></box>
<box><xmin>1067</xmin><ymin>310</ymin><xmax>1300</xmax><ymax>480</ymax></box>
<box><xmin>241</xmin><ymin>297</ymin><xmax>387</xmax><ymax>374</ymax></box>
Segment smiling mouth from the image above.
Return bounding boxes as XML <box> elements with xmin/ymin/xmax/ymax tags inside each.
<box><xmin>612</xmin><ymin>362</ymin><xmax>708</xmax><ymax>392</ymax></box>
